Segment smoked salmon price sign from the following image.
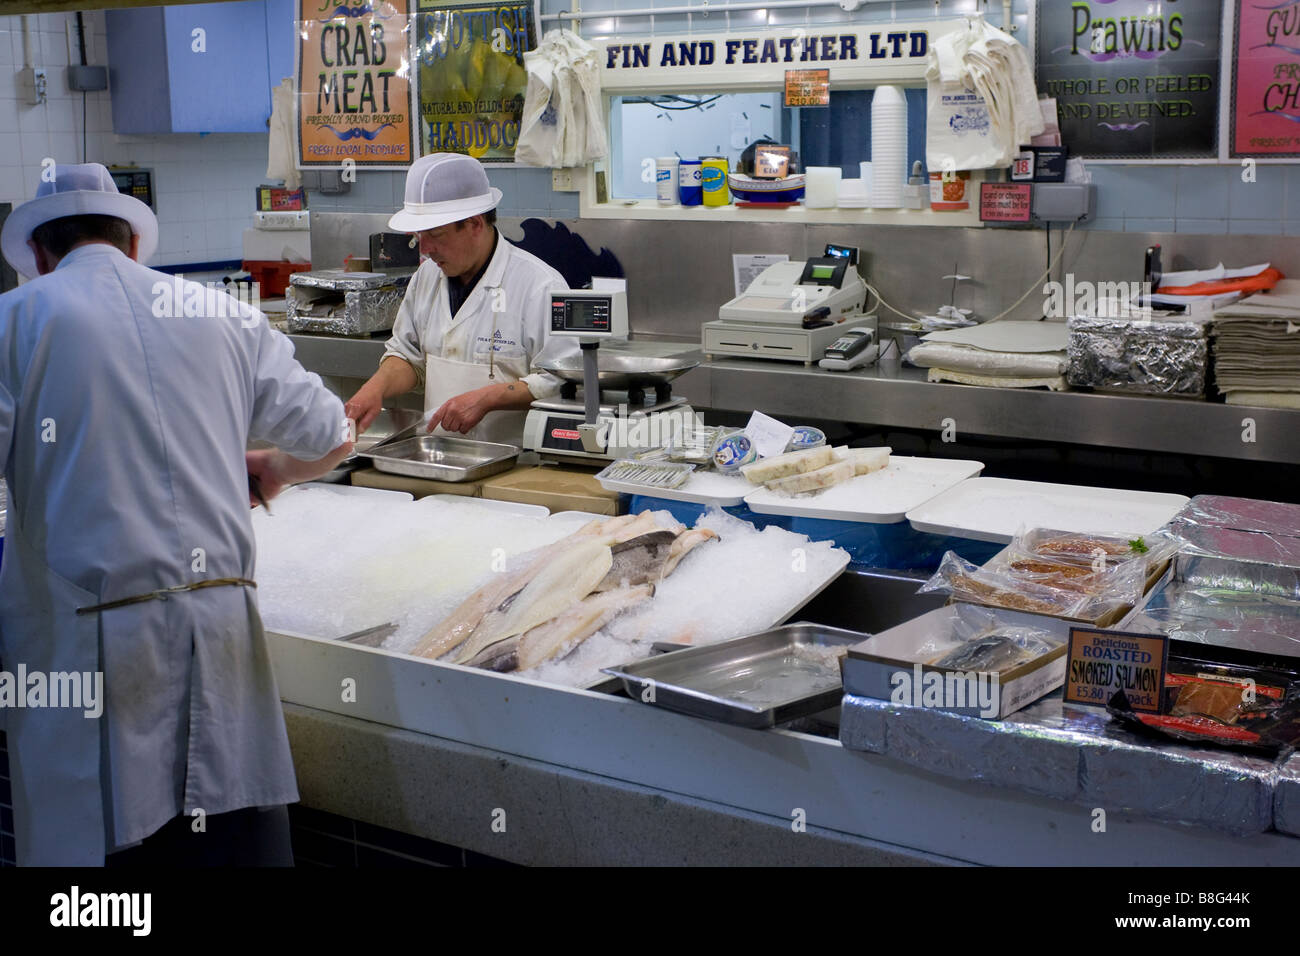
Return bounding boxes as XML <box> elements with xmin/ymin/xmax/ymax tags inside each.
<box><xmin>1064</xmin><ymin>628</ymin><xmax>1168</xmax><ymax>712</ymax></box>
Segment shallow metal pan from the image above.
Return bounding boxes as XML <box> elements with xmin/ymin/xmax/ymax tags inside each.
<box><xmin>368</xmin><ymin>435</ymin><xmax>519</xmax><ymax>482</ymax></box>
<box><xmin>601</xmin><ymin>623</ymin><xmax>867</xmax><ymax>728</ymax></box>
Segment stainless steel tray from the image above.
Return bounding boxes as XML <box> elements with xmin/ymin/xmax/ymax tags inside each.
<box><xmin>537</xmin><ymin>350</ymin><xmax>701</xmax><ymax>389</ymax></box>
<box><xmin>348</xmin><ymin>408</ymin><xmax>424</xmax><ymax>461</ymax></box>
<box><xmin>601</xmin><ymin>623</ymin><xmax>867</xmax><ymax>729</ymax></box>
<box><xmin>368</xmin><ymin>435</ymin><xmax>519</xmax><ymax>482</ymax></box>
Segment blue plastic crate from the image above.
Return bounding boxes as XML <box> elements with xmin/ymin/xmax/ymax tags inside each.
<box><xmin>782</xmin><ymin>517</ymin><xmax>1001</xmax><ymax>573</ymax></box>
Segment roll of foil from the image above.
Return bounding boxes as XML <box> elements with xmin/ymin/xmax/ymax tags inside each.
<box><xmin>1066</xmin><ymin>315</ymin><xmax>1209</xmax><ymax>396</ymax></box>
<box><xmin>840</xmin><ymin>691</ymin><xmax>1277</xmax><ymax>835</ymax></box>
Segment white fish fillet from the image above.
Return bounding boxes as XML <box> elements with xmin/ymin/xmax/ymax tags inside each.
<box><xmin>766</xmin><ymin>459</ymin><xmax>855</xmax><ymax>495</ymax></box>
<box><xmin>467</xmin><ymin>585</ymin><xmax>654</xmax><ymax>672</ymax></box>
<box><xmin>660</xmin><ymin>527</ymin><xmax>718</xmax><ymax>578</ymax></box>
<box><xmin>739</xmin><ymin>445</ymin><xmax>835</xmax><ymax>485</ymax></box>
<box><xmin>409</xmin><ymin>516</ymin><xmax>613</xmax><ymax>660</ymax></box>
<box><xmin>452</xmin><ymin>539</ymin><xmax>613</xmax><ymax>664</ymax></box>
<box><xmin>834</xmin><ymin>445</ymin><xmax>892</xmax><ymax>475</ymax></box>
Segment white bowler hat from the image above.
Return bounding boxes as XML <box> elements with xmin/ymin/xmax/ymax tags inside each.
<box><xmin>2</xmin><ymin>162</ymin><xmax>158</xmax><ymax>279</ymax></box>
<box><xmin>388</xmin><ymin>153</ymin><xmax>502</xmax><ymax>233</ymax></box>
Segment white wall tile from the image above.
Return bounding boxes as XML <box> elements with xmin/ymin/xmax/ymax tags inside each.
<box><xmin>0</xmin><ymin>31</ymin><xmax>15</xmax><ymax>67</ymax></box>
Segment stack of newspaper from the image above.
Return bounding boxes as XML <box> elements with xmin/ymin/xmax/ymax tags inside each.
<box><xmin>1213</xmin><ymin>280</ymin><xmax>1300</xmax><ymax>409</ymax></box>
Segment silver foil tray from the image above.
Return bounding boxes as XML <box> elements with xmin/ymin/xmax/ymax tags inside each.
<box><xmin>601</xmin><ymin>623</ymin><xmax>867</xmax><ymax>729</ymax></box>
<box><xmin>368</xmin><ymin>435</ymin><xmax>519</xmax><ymax>482</ymax></box>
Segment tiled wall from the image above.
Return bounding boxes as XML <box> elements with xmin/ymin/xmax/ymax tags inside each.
<box><xmin>0</xmin><ymin>10</ymin><xmax>272</xmax><ymax>267</ymax></box>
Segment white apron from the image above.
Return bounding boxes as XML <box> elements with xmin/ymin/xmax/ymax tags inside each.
<box><xmin>423</xmin><ymin>276</ymin><xmax>530</xmax><ymax>447</ymax></box>
<box><xmin>1</xmin><ymin>514</ymin><xmax>105</xmax><ymax>865</ymax></box>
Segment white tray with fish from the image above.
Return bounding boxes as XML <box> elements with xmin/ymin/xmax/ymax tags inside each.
<box><xmin>743</xmin><ymin>456</ymin><xmax>984</xmax><ymax>523</ymax></box>
<box><xmin>600</xmin><ymin>623</ymin><xmax>865</xmax><ymax>728</ymax></box>
<box><xmin>596</xmin><ymin>467</ymin><xmax>751</xmax><ymax>507</ymax></box>
<box><xmin>417</xmin><ymin>494</ymin><xmax>549</xmax><ymax>518</ymax></box>
<box><xmin>905</xmin><ymin>477</ymin><xmax>1190</xmax><ymax>544</ymax></box>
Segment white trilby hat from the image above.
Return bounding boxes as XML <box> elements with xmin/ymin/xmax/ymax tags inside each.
<box><xmin>2</xmin><ymin>162</ymin><xmax>158</xmax><ymax>279</ymax></box>
<box><xmin>388</xmin><ymin>153</ymin><xmax>502</xmax><ymax>233</ymax></box>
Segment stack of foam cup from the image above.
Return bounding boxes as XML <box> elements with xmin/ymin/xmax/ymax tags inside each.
<box><xmin>804</xmin><ymin>166</ymin><xmax>841</xmax><ymax>209</ymax></box>
<box><xmin>870</xmin><ymin>85</ymin><xmax>908</xmax><ymax>209</ymax></box>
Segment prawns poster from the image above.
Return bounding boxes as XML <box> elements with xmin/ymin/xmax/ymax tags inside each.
<box><xmin>1232</xmin><ymin>0</ymin><xmax>1300</xmax><ymax>156</ymax></box>
<box><xmin>297</xmin><ymin>0</ymin><xmax>415</xmax><ymax>168</ymax></box>
<box><xmin>415</xmin><ymin>0</ymin><xmax>537</xmax><ymax>162</ymax></box>
<box><xmin>1035</xmin><ymin>0</ymin><xmax>1222</xmax><ymax>159</ymax></box>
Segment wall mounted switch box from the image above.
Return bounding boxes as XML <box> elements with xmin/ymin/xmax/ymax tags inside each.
<box><xmin>1031</xmin><ymin>183</ymin><xmax>1094</xmax><ymax>223</ymax></box>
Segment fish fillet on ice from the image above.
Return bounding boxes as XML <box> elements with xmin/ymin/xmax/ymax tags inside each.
<box><xmin>452</xmin><ymin>538</ymin><xmax>613</xmax><ymax>664</ymax></box>
<box><xmin>465</xmin><ymin>585</ymin><xmax>654</xmax><ymax>672</ymax></box>
<box><xmin>409</xmin><ymin>516</ymin><xmax>613</xmax><ymax>660</ymax></box>
<box><xmin>593</xmin><ymin>531</ymin><xmax>677</xmax><ymax>592</ymax></box>
<box><xmin>661</xmin><ymin>528</ymin><xmax>718</xmax><ymax>577</ymax></box>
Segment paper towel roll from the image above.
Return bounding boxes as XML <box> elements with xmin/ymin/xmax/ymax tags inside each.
<box><xmin>870</xmin><ymin>85</ymin><xmax>907</xmax><ymax>209</ymax></box>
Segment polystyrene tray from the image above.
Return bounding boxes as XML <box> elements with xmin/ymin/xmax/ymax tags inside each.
<box><xmin>596</xmin><ymin>468</ymin><xmax>751</xmax><ymax>507</ymax></box>
<box><xmin>905</xmin><ymin>477</ymin><xmax>1190</xmax><ymax>544</ymax></box>
<box><xmin>743</xmin><ymin>457</ymin><xmax>984</xmax><ymax>523</ymax></box>
<box><xmin>293</xmin><ymin>483</ymin><xmax>414</xmax><ymax>502</ymax></box>
<box><xmin>417</xmin><ymin>494</ymin><xmax>549</xmax><ymax>518</ymax></box>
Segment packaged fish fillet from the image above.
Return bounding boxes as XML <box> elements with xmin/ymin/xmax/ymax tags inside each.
<box><xmin>765</xmin><ymin>459</ymin><xmax>855</xmax><ymax>496</ymax></box>
<box><xmin>920</xmin><ymin>549</ymin><xmax>1147</xmax><ymax>623</ymax></box>
<box><xmin>913</xmin><ymin>604</ymin><xmax>1061</xmax><ymax>672</ymax></box>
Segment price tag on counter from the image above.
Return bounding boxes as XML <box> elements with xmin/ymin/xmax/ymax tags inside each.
<box><xmin>744</xmin><ymin>411</ymin><xmax>796</xmax><ymax>459</ymax></box>
<box><xmin>1064</xmin><ymin>627</ymin><xmax>1169</xmax><ymax>712</ymax></box>
<box><xmin>784</xmin><ymin>69</ymin><xmax>830</xmax><ymax>108</ymax></box>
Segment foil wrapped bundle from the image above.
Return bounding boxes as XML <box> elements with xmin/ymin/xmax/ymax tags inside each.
<box><xmin>287</xmin><ymin>270</ymin><xmax>411</xmax><ymax>336</ymax></box>
<box><xmin>1066</xmin><ymin>313</ymin><xmax>1210</xmax><ymax>396</ymax></box>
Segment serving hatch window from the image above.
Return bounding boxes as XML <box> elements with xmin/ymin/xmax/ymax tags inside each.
<box><xmin>608</xmin><ymin>87</ymin><xmax>929</xmax><ymax>201</ymax></box>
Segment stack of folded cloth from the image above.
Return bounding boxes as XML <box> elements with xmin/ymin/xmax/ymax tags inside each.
<box><xmin>1212</xmin><ymin>279</ymin><xmax>1300</xmax><ymax>409</ymax></box>
<box><xmin>905</xmin><ymin>320</ymin><xmax>1068</xmax><ymax>390</ymax></box>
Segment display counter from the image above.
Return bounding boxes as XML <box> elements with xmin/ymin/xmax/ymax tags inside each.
<box><xmin>268</xmin><ymin>568</ymin><xmax>1300</xmax><ymax>866</ymax></box>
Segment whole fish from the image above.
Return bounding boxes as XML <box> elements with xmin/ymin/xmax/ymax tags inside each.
<box><xmin>465</xmin><ymin>585</ymin><xmax>654</xmax><ymax>672</ymax></box>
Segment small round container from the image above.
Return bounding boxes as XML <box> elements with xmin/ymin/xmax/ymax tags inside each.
<box><xmin>656</xmin><ymin>157</ymin><xmax>679</xmax><ymax>204</ymax></box>
<box><xmin>785</xmin><ymin>426</ymin><xmax>827</xmax><ymax>452</ymax></box>
<box><xmin>679</xmin><ymin>160</ymin><xmax>703</xmax><ymax>206</ymax></box>
<box><xmin>710</xmin><ymin>430</ymin><xmax>756</xmax><ymax>473</ymax></box>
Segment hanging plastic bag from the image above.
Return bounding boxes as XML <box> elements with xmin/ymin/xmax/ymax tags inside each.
<box><xmin>516</xmin><ymin>43</ymin><xmax>562</xmax><ymax>167</ymax></box>
<box><xmin>516</xmin><ymin>29</ymin><xmax>607</xmax><ymax>167</ymax></box>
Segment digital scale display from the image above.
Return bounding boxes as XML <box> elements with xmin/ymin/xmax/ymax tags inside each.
<box><xmin>551</xmin><ymin>295</ymin><xmax>612</xmax><ymax>333</ymax></box>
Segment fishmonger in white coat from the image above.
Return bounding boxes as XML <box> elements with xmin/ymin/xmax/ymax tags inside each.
<box><xmin>0</xmin><ymin>164</ymin><xmax>353</xmax><ymax>866</ymax></box>
<box><xmin>345</xmin><ymin>153</ymin><xmax>576</xmax><ymax>445</ymax></box>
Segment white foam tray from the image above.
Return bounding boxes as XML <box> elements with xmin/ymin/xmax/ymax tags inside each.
<box><xmin>743</xmin><ymin>456</ymin><xmax>984</xmax><ymax>523</ymax></box>
<box><xmin>905</xmin><ymin>477</ymin><xmax>1190</xmax><ymax>544</ymax></box>
<box><xmin>596</xmin><ymin>468</ymin><xmax>751</xmax><ymax>507</ymax></box>
<box><xmin>294</xmin><ymin>483</ymin><xmax>414</xmax><ymax>502</ymax></box>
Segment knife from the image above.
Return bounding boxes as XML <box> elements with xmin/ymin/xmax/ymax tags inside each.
<box><xmin>248</xmin><ymin>472</ymin><xmax>271</xmax><ymax>512</ymax></box>
<box><xmin>336</xmin><ymin>622</ymin><xmax>398</xmax><ymax>647</ymax></box>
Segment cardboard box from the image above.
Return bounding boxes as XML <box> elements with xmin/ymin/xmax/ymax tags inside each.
<box><xmin>350</xmin><ymin>466</ymin><xmax>491</xmax><ymax>499</ymax></box>
<box><xmin>842</xmin><ymin>605</ymin><xmax>1070</xmax><ymax>720</ymax></box>
<box><xmin>481</xmin><ymin>466</ymin><xmax>620</xmax><ymax>516</ymax></box>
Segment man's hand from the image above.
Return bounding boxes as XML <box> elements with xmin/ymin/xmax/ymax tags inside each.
<box><xmin>427</xmin><ymin>385</ymin><xmax>494</xmax><ymax>434</ymax></box>
<box><xmin>246</xmin><ymin>449</ymin><xmax>289</xmax><ymax>506</ymax></box>
<box><xmin>344</xmin><ymin>383</ymin><xmax>385</xmax><ymax>433</ymax></box>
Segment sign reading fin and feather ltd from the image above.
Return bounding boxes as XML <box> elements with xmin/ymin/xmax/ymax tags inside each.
<box><xmin>1035</xmin><ymin>0</ymin><xmax>1222</xmax><ymax>159</ymax></box>
<box><xmin>297</xmin><ymin>0</ymin><xmax>415</xmax><ymax>168</ymax></box>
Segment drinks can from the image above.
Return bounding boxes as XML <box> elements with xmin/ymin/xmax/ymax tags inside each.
<box><xmin>655</xmin><ymin>157</ymin><xmax>679</xmax><ymax>204</ymax></box>
<box><xmin>678</xmin><ymin>159</ymin><xmax>703</xmax><ymax>206</ymax></box>
<box><xmin>701</xmin><ymin>157</ymin><xmax>730</xmax><ymax>206</ymax></box>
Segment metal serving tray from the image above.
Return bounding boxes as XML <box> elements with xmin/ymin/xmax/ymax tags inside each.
<box><xmin>601</xmin><ymin>623</ymin><xmax>867</xmax><ymax>729</ymax></box>
<box><xmin>368</xmin><ymin>435</ymin><xmax>519</xmax><ymax>482</ymax></box>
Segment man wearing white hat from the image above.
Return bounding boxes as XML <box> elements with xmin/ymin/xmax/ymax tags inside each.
<box><xmin>0</xmin><ymin>163</ymin><xmax>353</xmax><ymax>865</ymax></box>
<box><xmin>345</xmin><ymin>153</ymin><xmax>576</xmax><ymax>444</ymax></box>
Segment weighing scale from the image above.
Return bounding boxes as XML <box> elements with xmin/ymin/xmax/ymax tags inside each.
<box><xmin>522</xmin><ymin>289</ymin><xmax>701</xmax><ymax>464</ymax></box>
<box><xmin>703</xmin><ymin>244</ymin><xmax>875</xmax><ymax>365</ymax></box>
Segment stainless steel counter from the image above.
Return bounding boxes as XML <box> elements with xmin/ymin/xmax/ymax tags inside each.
<box><xmin>696</xmin><ymin>356</ymin><xmax>1300</xmax><ymax>465</ymax></box>
<box><xmin>286</xmin><ymin>332</ymin><xmax>1300</xmax><ymax>465</ymax></box>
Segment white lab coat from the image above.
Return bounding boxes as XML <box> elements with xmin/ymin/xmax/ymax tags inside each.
<box><xmin>0</xmin><ymin>244</ymin><xmax>346</xmax><ymax>865</ymax></box>
<box><xmin>383</xmin><ymin>229</ymin><xmax>578</xmax><ymax>441</ymax></box>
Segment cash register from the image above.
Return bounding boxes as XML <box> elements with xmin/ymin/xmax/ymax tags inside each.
<box><xmin>702</xmin><ymin>244</ymin><xmax>874</xmax><ymax>364</ymax></box>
